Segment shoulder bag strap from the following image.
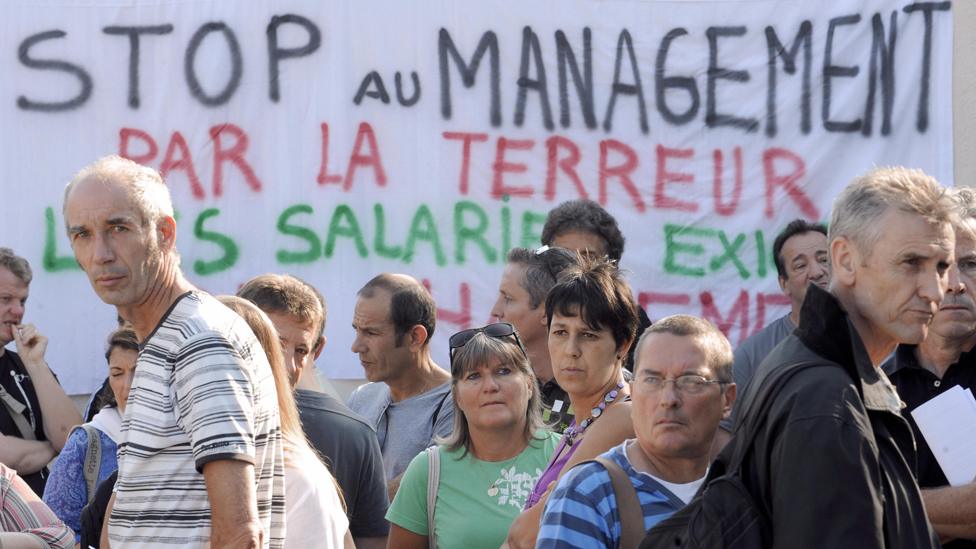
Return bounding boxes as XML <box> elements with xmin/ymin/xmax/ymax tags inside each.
<box><xmin>592</xmin><ymin>456</ymin><xmax>644</xmax><ymax>549</ymax></box>
<box><xmin>78</xmin><ymin>425</ymin><xmax>102</xmax><ymax>503</ymax></box>
<box><xmin>426</xmin><ymin>446</ymin><xmax>440</xmax><ymax>549</ymax></box>
<box><xmin>0</xmin><ymin>384</ymin><xmax>35</xmax><ymax>441</ymax></box>
<box><xmin>430</xmin><ymin>391</ymin><xmax>450</xmax><ymax>429</ymax></box>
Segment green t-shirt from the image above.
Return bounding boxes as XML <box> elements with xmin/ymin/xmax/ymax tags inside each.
<box><xmin>386</xmin><ymin>430</ymin><xmax>560</xmax><ymax>548</ymax></box>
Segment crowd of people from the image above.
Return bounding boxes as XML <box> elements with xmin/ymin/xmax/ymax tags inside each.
<box><xmin>0</xmin><ymin>155</ymin><xmax>973</xmax><ymax>549</ymax></box>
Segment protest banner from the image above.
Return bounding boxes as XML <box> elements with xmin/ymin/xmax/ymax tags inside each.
<box><xmin>0</xmin><ymin>0</ymin><xmax>954</xmax><ymax>394</ymax></box>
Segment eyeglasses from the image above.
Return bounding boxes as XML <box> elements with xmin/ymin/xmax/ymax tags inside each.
<box><xmin>449</xmin><ymin>322</ymin><xmax>527</xmax><ymax>371</ymax></box>
<box><xmin>635</xmin><ymin>374</ymin><xmax>727</xmax><ymax>395</ymax></box>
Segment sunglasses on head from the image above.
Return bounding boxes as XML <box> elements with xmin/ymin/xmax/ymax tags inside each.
<box><xmin>448</xmin><ymin>322</ymin><xmax>527</xmax><ymax>371</ymax></box>
<box><xmin>533</xmin><ymin>246</ymin><xmax>561</xmax><ymax>283</ymax></box>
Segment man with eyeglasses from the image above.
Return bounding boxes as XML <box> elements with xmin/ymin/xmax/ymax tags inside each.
<box><xmin>0</xmin><ymin>248</ymin><xmax>81</xmax><ymax>495</ymax></box>
<box><xmin>347</xmin><ymin>273</ymin><xmax>453</xmax><ymax>500</ymax></box>
<box><xmin>537</xmin><ymin>315</ymin><xmax>735</xmax><ymax>548</ymax></box>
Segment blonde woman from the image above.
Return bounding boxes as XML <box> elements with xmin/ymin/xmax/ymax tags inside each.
<box><xmin>386</xmin><ymin>323</ymin><xmax>560</xmax><ymax>549</ymax></box>
<box><xmin>218</xmin><ymin>296</ymin><xmax>353</xmax><ymax>549</ymax></box>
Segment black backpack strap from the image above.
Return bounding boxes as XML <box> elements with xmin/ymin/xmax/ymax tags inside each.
<box><xmin>430</xmin><ymin>390</ymin><xmax>450</xmax><ymax>430</ymax></box>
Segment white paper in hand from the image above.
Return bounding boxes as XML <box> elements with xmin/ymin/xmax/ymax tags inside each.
<box><xmin>910</xmin><ymin>385</ymin><xmax>976</xmax><ymax>487</ymax></box>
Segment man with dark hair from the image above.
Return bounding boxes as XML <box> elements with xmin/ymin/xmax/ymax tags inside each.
<box><xmin>0</xmin><ymin>247</ymin><xmax>81</xmax><ymax>495</ymax></box>
<box><xmin>883</xmin><ymin>187</ymin><xmax>976</xmax><ymax>548</ymax></box>
<box><xmin>729</xmin><ymin>219</ymin><xmax>829</xmax><ymax>405</ymax></box>
<box><xmin>733</xmin><ymin>167</ymin><xmax>948</xmax><ymax>548</ymax></box>
<box><xmin>541</xmin><ymin>199</ymin><xmax>627</xmax><ymax>261</ymax></box>
<box><xmin>239</xmin><ymin>274</ymin><xmax>389</xmax><ymax>549</ymax></box>
<box><xmin>490</xmin><ymin>246</ymin><xmax>578</xmax><ymax>431</ymax></box>
<box><xmin>347</xmin><ymin>273</ymin><xmax>453</xmax><ymax>499</ymax></box>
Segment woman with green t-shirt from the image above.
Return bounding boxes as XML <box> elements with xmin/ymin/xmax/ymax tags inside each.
<box><xmin>386</xmin><ymin>323</ymin><xmax>560</xmax><ymax>549</ymax></box>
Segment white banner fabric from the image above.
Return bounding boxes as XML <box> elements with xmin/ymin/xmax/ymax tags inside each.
<box><xmin>0</xmin><ymin>0</ymin><xmax>955</xmax><ymax>394</ymax></box>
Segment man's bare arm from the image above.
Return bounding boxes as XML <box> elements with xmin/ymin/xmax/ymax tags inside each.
<box><xmin>387</xmin><ymin>472</ymin><xmax>404</xmax><ymax>502</ymax></box>
<box><xmin>353</xmin><ymin>536</ymin><xmax>385</xmax><ymax>549</ymax></box>
<box><xmin>202</xmin><ymin>459</ymin><xmax>261</xmax><ymax>549</ymax></box>
<box><xmin>922</xmin><ymin>483</ymin><xmax>976</xmax><ymax>539</ymax></box>
<box><xmin>14</xmin><ymin>325</ymin><xmax>81</xmax><ymax>450</ymax></box>
<box><xmin>0</xmin><ymin>434</ymin><xmax>55</xmax><ymax>475</ymax></box>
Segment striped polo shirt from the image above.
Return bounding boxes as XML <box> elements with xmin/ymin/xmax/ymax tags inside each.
<box><xmin>109</xmin><ymin>292</ymin><xmax>285</xmax><ymax>548</ymax></box>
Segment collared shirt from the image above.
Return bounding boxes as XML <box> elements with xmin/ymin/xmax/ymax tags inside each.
<box><xmin>884</xmin><ymin>345</ymin><xmax>976</xmax><ymax>487</ymax></box>
<box><xmin>110</xmin><ymin>292</ymin><xmax>285</xmax><ymax>548</ymax></box>
<box><xmin>883</xmin><ymin>345</ymin><xmax>976</xmax><ymax>549</ymax></box>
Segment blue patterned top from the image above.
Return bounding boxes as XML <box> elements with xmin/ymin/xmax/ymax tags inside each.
<box><xmin>42</xmin><ymin>425</ymin><xmax>119</xmax><ymax>542</ymax></box>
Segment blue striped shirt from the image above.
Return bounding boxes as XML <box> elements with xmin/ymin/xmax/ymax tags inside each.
<box><xmin>537</xmin><ymin>442</ymin><xmax>693</xmax><ymax>548</ymax></box>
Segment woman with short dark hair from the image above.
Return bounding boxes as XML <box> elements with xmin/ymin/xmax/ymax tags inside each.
<box><xmin>505</xmin><ymin>257</ymin><xmax>640</xmax><ymax>548</ymax></box>
<box><xmin>386</xmin><ymin>324</ymin><xmax>560</xmax><ymax>549</ymax></box>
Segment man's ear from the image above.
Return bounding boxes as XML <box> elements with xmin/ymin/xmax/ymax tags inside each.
<box><xmin>157</xmin><ymin>215</ymin><xmax>177</xmax><ymax>251</ymax></box>
<box><xmin>409</xmin><ymin>325</ymin><xmax>429</xmax><ymax>353</ymax></box>
<box><xmin>536</xmin><ymin>307</ymin><xmax>548</xmax><ymax>326</ymax></box>
<box><xmin>721</xmin><ymin>383</ymin><xmax>737</xmax><ymax>419</ymax></box>
<box><xmin>313</xmin><ymin>335</ymin><xmax>326</xmax><ymax>360</ymax></box>
<box><xmin>777</xmin><ymin>275</ymin><xmax>788</xmax><ymax>293</ymax></box>
<box><xmin>831</xmin><ymin>236</ymin><xmax>857</xmax><ymax>287</ymax></box>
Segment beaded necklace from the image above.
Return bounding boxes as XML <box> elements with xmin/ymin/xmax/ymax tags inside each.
<box><xmin>564</xmin><ymin>381</ymin><xmax>625</xmax><ymax>446</ymax></box>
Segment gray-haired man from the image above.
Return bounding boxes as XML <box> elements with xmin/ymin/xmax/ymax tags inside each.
<box><xmin>733</xmin><ymin>167</ymin><xmax>947</xmax><ymax>548</ymax></box>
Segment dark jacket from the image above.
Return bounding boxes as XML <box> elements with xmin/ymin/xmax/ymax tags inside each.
<box><xmin>735</xmin><ymin>285</ymin><xmax>939</xmax><ymax>549</ymax></box>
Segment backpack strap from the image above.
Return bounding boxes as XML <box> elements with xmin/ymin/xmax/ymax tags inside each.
<box><xmin>76</xmin><ymin>424</ymin><xmax>102</xmax><ymax>503</ymax></box>
<box><xmin>593</xmin><ymin>456</ymin><xmax>644</xmax><ymax>549</ymax></box>
<box><xmin>426</xmin><ymin>446</ymin><xmax>440</xmax><ymax>549</ymax></box>
<box><xmin>430</xmin><ymin>391</ymin><xmax>450</xmax><ymax>431</ymax></box>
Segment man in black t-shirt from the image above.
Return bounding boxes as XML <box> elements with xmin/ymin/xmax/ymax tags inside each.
<box><xmin>239</xmin><ymin>273</ymin><xmax>389</xmax><ymax>549</ymax></box>
<box><xmin>0</xmin><ymin>248</ymin><xmax>82</xmax><ymax>494</ymax></box>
